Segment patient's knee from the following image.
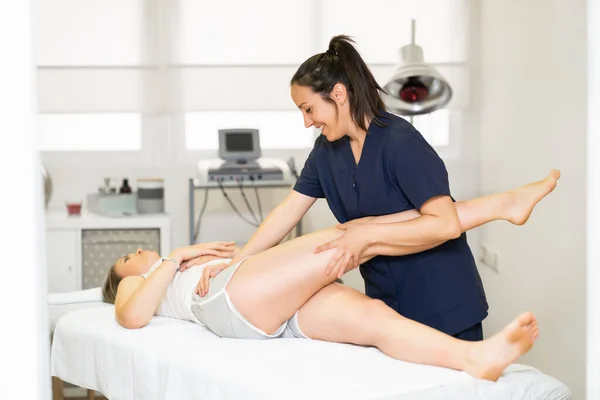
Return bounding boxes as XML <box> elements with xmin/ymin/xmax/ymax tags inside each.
<box><xmin>353</xmin><ymin>299</ymin><xmax>394</xmax><ymax>344</ymax></box>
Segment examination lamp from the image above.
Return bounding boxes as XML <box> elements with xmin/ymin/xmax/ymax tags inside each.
<box><xmin>383</xmin><ymin>20</ymin><xmax>453</xmax><ymax>116</ymax></box>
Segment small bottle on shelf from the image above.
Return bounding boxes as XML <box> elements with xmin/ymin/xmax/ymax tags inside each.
<box><xmin>119</xmin><ymin>178</ymin><xmax>132</xmax><ymax>194</ymax></box>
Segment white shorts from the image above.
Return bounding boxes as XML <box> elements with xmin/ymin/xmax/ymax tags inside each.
<box><xmin>190</xmin><ymin>257</ymin><xmax>309</xmax><ymax>340</ymax></box>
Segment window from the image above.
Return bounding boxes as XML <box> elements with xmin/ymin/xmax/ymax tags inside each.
<box><xmin>36</xmin><ymin>0</ymin><xmax>147</xmax><ymax>66</ymax></box>
<box><xmin>185</xmin><ymin>111</ymin><xmax>314</xmax><ymax>150</ymax></box>
<box><xmin>38</xmin><ymin>113</ymin><xmax>142</xmax><ymax>151</ymax></box>
<box><xmin>37</xmin><ymin>0</ymin><xmax>150</xmax><ymax>153</ymax></box>
<box><xmin>175</xmin><ymin>0</ymin><xmax>466</xmax><ymax>151</ymax></box>
<box><xmin>37</xmin><ymin>0</ymin><xmax>468</xmax><ymax>156</ymax></box>
<box><xmin>174</xmin><ymin>0</ymin><xmax>316</xmax><ymax>65</ymax></box>
<box><xmin>397</xmin><ymin>109</ymin><xmax>450</xmax><ymax>147</ymax></box>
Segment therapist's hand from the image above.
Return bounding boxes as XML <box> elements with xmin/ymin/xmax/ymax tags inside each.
<box><xmin>314</xmin><ymin>223</ymin><xmax>373</xmax><ymax>278</ymax></box>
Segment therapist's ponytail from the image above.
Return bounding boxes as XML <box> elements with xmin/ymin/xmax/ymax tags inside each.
<box><xmin>291</xmin><ymin>35</ymin><xmax>386</xmax><ymax>131</ymax></box>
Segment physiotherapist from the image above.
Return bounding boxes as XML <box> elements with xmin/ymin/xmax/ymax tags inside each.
<box><xmin>232</xmin><ymin>35</ymin><xmax>488</xmax><ymax>341</ymax></box>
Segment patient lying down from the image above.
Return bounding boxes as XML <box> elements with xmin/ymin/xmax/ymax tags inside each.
<box><xmin>102</xmin><ymin>171</ymin><xmax>560</xmax><ymax>381</ymax></box>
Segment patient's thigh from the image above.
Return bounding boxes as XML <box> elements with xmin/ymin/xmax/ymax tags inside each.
<box><xmin>226</xmin><ymin>227</ymin><xmax>343</xmax><ymax>335</ymax></box>
<box><xmin>296</xmin><ymin>283</ymin><xmax>399</xmax><ymax>346</ymax></box>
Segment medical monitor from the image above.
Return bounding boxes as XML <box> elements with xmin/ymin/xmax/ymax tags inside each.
<box><xmin>218</xmin><ymin>129</ymin><xmax>261</xmax><ymax>165</ymax></box>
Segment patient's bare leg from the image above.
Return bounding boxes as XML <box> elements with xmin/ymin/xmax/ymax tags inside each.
<box><xmin>377</xmin><ymin>169</ymin><xmax>561</xmax><ymax>231</ymax></box>
<box><xmin>294</xmin><ymin>283</ymin><xmax>539</xmax><ymax>381</ymax></box>
<box><xmin>344</xmin><ymin>169</ymin><xmax>561</xmax><ymax>260</ymax></box>
<box><xmin>455</xmin><ymin>169</ymin><xmax>560</xmax><ymax>230</ymax></box>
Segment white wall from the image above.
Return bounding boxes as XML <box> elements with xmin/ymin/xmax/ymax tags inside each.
<box><xmin>0</xmin><ymin>2</ymin><xmax>50</xmax><ymax>398</ymax></box>
<box><xmin>587</xmin><ymin>0</ymin><xmax>600</xmax><ymax>397</ymax></box>
<box><xmin>478</xmin><ymin>0</ymin><xmax>587</xmax><ymax>397</ymax></box>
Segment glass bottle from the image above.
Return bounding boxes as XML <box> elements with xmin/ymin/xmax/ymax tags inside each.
<box><xmin>119</xmin><ymin>178</ymin><xmax>132</xmax><ymax>194</ymax></box>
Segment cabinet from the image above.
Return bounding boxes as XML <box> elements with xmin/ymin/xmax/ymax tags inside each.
<box><xmin>81</xmin><ymin>229</ymin><xmax>160</xmax><ymax>289</ymax></box>
<box><xmin>45</xmin><ymin>210</ymin><xmax>171</xmax><ymax>294</ymax></box>
<box><xmin>46</xmin><ymin>230</ymin><xmax>80</xmax><ymax>293</ymax></box>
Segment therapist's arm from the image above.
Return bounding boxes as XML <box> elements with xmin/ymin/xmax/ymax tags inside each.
<box><xmin>234</xmin><ymin>190</ymin><xmax>316</xmax><ymax>260</ymax></box>
<box><xmin>363</xmin><ymin>195</ymin><xmax>461</xmax><ymax>258</ymax></box>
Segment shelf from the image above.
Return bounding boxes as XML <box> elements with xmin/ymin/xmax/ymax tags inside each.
<box><xmin>45</xmin><ymin>209</ymin><xmax>171</xmax><ymax>230</ymax></box>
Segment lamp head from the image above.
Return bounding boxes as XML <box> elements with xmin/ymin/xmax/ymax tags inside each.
<box><xmin>383</xmin><ymin>43</ymin><xmax>452</xmax><ymax>116</ymax></box>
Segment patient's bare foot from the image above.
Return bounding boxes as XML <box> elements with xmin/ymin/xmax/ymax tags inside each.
<box><xmin>504</xmin><ymin>169</ymin><xmax>561</xmax><ymax>225</ymax></box>
<box><xmin>465</xmin><ymin>312</ymin><xmax>539</xmax><ymax>381</ymax></box>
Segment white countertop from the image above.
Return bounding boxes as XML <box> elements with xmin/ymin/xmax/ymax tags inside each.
<box><xmin>45</xmin><ymin>208</ymin><xmax>171</xmax><ymax>230</ymax></box>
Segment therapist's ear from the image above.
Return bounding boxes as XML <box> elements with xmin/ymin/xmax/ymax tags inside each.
<box><xmin>331</xmin><ymin>83</ymin><xmax>348</xmax><ymax>106</ymax></box>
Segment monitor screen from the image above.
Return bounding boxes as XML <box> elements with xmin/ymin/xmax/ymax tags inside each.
<box><xmin>218</xmin><ymin>128</ymin><xmax>260</xmax><ymax>163</ymax></box>
<box><xmin>225</xmin><ymin>132</ymin><xmax>254</xmax><ymax>152</ymax></box>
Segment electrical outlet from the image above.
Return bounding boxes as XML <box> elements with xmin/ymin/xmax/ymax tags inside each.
<box><xmin>479</xmin><ymin>245</ymin><xmax>488</xmax><ymax>263</ymax></box>
<box><xmin>480</xmin><ymin>244</ymin><xmax>499</xmax><ymax>273</ymax></box>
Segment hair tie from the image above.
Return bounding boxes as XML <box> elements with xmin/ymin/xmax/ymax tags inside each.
<box><xmin>326</xmin><ymin>47</ymin><xmax>337</xmax><ymax>56</ymax></box>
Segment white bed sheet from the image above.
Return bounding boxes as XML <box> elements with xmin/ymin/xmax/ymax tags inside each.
<box><xmin>49</xmin><ymin>302</ymin><xmax>110</xmax><ymax>333</ymax></box>
<box><xmin>51</xmin><ymin>307</ymin><xmax>570</xmax><ymax>400</ymax></box>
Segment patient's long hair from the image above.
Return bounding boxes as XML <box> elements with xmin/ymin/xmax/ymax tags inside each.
<box><xmin>102</xmin><ymin>264</ymin><xmax>122</xmax><ymax>304</ymax></box>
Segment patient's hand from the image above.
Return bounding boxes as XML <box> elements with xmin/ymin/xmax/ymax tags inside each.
<box><xmin>196</xmin><ymin>262</ymin><xmax>231</xmax><ymax>296</ymax></box>
<box><xmin>173</xmin><ymin>241</ymin><xmax>236</xmax><ymax>267</ymax></box>
<box><xmin>179</xmin><ymin>255</ymin><xmax>225</xmax><ymax>272</ymax></box>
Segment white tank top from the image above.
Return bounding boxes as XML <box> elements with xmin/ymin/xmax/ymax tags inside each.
<box><xmin>143</xmin><ymin>258</ymin><xmax>231</xmax><ymax>323</ymax></box>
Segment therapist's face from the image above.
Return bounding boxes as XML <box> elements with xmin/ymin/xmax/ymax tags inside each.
<box><xmin>291</xmin><ymin>83</ymin><xmax>351</xmax><ymax>142</ymax></box>
<box><xmin>114</xmin><ymin>248</ymin><xmax>160</xmax><ymax>278</ymax></box>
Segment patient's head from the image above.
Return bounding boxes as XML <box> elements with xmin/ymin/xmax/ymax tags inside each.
<box><xmin>102</xmin><ymin>248</ymin><xmax>160</xmax><ymax>304</ymax></box>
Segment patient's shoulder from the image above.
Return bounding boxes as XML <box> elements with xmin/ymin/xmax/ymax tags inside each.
<box><xmin>116</xmin><ymin>276</ymin><xmax>145</xmax><ymax>300</ymax></box>
<box><xmin>118</xmin><ymin>275</ymin><xmax>144</xmax><ymax>290</ymax></box>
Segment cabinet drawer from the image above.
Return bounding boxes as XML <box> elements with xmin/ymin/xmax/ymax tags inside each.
<box><xmin>81</xmin><ymin>229</ymin><xmax>160</xmax><ymax>289</ymax></box>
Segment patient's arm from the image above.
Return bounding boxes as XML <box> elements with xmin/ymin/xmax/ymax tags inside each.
<box><xmin>179</xmin><ymin>254</ymin><xmax>229</xmax><ymax>271</ymax></box>
<box><xmin>115</xmin><ymin>258</ymin><xmax>180</xmax><ymax>329</ymax></box>
<box><xmin>348</xmin><ymin>209</ymin><xmax>421</xmax><ymax>225</ymax></box>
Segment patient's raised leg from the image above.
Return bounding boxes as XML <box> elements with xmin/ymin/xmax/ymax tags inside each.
<box><xmin>372</xmin><ymin>169</ymin><xmax>561</xmax><ymax>230</ymax></box>
<box><xmin>455</xmin><ymin>169</ymin><xmax>560</xmax><ymax>230</ymax></box>
<box><xmin>293</xmin><ymin>283</ymin><xmax>539</xmax><ymax>381</ymax></box>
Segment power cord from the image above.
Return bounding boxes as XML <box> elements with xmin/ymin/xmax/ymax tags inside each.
<box><xmin>218</xmin><ymin>179</ymin><xmax>259</xmax><ymax>228</ymax></box>
<box><xmin>287</xmin><ymin>156</ymin><xmax>299</xmax><ymax>179</ymax></box>
<box><xmin>236</xmin><ymin>178</ymin><xmax>260</xmax><ymax>225</ymax></box>
<box><xmin>195</xmin><ymin>160</ymin><xmax>296</xmax><ymax>241</ymax></box>
<box><xmin>249</xmin><ymin>176</ymin><xmax>264</xmax><ymax>222</ymax></box>
<box><xmin>193</xmin><ymin>188</ymin><xmax>209</xmax><ymax>243</ymax></box>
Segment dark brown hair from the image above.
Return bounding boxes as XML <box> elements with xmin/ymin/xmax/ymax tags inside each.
<box><xmin>291</xmin><ymin>34</ymin><xmax>386</xmax><ymax>131</ymax></box>
<box><xmin>102</xmin><ymin>264</ymin><xmax>122</xmax><ymax>304</ymax></box>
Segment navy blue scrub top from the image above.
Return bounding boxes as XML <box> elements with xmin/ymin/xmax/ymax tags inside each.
<box><xmin>293</xmin><ymin>110</ymin><xmax>488</xmax><ymax>336</ymax></box>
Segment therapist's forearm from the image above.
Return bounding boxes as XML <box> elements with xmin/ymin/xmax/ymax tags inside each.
<box><xmin>363</xmin><ymin>215</ymin><xmax>461</xmax><ymax>258</ymax></box>
<box><xmin>237</xmin><ymin>200</ymin><xmax>303</xmax><ymax>259</ymax></box>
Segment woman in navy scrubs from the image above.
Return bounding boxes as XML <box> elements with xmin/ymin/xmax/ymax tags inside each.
<box><xmin>223</xmin><ymin>35</ymin><xmax>558</xmax><ymax>341</ymax></box>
